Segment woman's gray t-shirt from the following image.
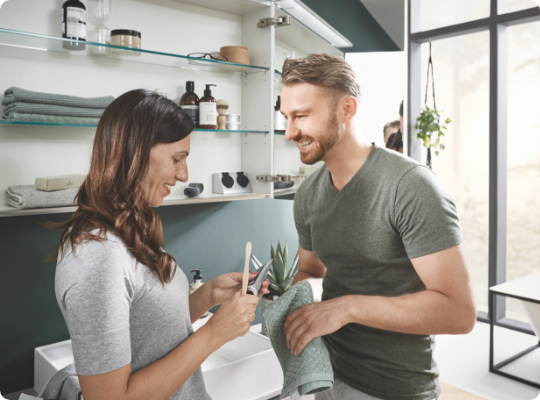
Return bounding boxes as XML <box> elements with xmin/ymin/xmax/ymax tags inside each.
<box><xmin>55</xmin><ymin>233</ymin><xmax>211</xmax><ymax>399</ymax></box>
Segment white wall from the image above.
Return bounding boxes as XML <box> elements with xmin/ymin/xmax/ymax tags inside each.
<box><xmin>346</xmin><ymin>51</ymin><xmax>405</xmax><ymax>147</ymax></box>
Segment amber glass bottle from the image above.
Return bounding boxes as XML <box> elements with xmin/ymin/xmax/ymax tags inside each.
<box><xmin>180</xmin><ymin>81</ymin><xmax>200</xmax><ymax>128</ymax></box>
<box><xmin>62</xmin><ymin>0</ymin><xmax>87</xmax><ymax>51</ymax></box>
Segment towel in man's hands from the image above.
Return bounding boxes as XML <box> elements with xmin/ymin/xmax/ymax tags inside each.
<box><xmin>260</xmin><ymin>281</ymin><xmax>333</xmax><ymax>399</ymax></box>
<box><xmin>39</xmin><ymin>363</ymin><xmax>82</xmax><ymax>400</ymax></box>
<box><xmin>2</xmin><ymin>87</ymin><xmax>114</xmax><ymax>109</ymax></box>
<box><xmin>7</xmin><ymin>185</ymin><xmax>78</xmax><ymax>209</ymax></box>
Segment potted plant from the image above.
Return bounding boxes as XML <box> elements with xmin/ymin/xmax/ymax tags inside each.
<box><xmin>414</xmin><ymin>105</ymin><xmax>451</xmax><ymax>169</ymax></box>
<box><xmin>251</xmin><ymin>241</ymin><xmax>299</xmax><ymax>337</ymax></box>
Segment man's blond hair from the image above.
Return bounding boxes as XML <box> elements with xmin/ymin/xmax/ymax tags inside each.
<box><xmin>281</xmin><ymin>53</ymin><xmax>361</xmax><ymax>102</ymax></box>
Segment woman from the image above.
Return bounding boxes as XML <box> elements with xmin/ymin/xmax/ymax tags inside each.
<box><xmin>48</xmin><ymin>89</ymin><xmax>268</xmax><ymax>400</ymax></box>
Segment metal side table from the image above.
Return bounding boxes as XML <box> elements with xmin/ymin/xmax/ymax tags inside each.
<box><xmin>489</xmin><ymin>273</ymin><xmax>540</xmax><ymax>388</ymax></box>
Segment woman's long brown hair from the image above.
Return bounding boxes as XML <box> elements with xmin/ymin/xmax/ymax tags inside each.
<box><xmin>45</xmin><ymin>89</ymin><xmax>194</xmax><ymax>285</ymax></box>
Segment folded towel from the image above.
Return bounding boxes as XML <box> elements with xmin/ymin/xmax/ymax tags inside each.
<box><xmin>3</xmin><ymin>113</ymin><xmax>100</xmax><ymax>125</ymax></box>
<box><xmin>2</xmin><ymin>87</ymin><xmax>114</xmax><ymax>109</ymax></box>
<box><xmin>260</xmin><ymin>281</ymin><xmax>334</xmax><ymax>399</ymax></box>
<box><xmin>3</xmin><ymin>103</ymin><xmax>105</xmax><ymax>118</ymax></box>
<box><xmin>7</xmin><ymin>185</ymin><xmax>78</xmax><ymax>209</ymax></box>
<box><xmin>39</xmin><ymin>363</ymin><xmax>82</xmax><ymax>400</ymax></box>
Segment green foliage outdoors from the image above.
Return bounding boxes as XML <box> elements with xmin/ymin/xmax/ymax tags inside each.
<box><xmin>251</xmin><ymin>241</ymin><xmax>299</xmax><ymax>299</ymax></box>
<box><xmin>414</xmin><ymin>106</ymin><xmax>451</xmax><ymax>156</ymax></box>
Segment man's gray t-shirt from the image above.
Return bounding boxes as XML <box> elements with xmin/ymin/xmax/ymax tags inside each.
<box><xmin>294</xmin><ymin>144</ymin><xmax>462</xmax><ymax>400</ymax></box>
<box><xmin>55</xmin><ymin>232</ymin><xmax>211</xmax><ymax>399</ymax></box>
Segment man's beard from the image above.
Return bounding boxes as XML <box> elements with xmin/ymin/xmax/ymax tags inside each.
<box><xmin>299</xmin><ymin>114</ymin><xmax>340</xmax><ymax>165</ymax></box>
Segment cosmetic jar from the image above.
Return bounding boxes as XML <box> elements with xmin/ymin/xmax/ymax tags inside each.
<box><xmin>111</xmin><ymin>30</ymin><xmax>141</xmax><ymax>56</ymax></box>
<box><xmin>226</xmin><ymin>114</ymin><xmax>241</xmax><ymax>123</ymax></box>
<box><xmin>226</xmin><ymin>122</ymin><xmax>241</xmax><ymax>130</ymax></box>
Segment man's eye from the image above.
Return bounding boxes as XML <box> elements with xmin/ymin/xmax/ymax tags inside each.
<box><xmin>174</xmin><ymin>158</ymin><xmax>181</xmax><ymax>164</ymax></box>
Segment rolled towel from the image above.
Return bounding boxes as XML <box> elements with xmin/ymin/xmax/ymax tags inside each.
<box><xmin>2</xmin><ymin>87</ymin><xmax>114</xmax><ymax>109</ymax></box>
<box><xmin>260</xmin><ymin>281</ymin><xmax>334</xmax><ymax>399</ymax></box>
<box><xmin>4</xmin><ymin>113</ymin><xmax>100</xmax><ymax>126</ymax></box>
<box><xmin>3</xmin><ymin>103</ymin><xmax>105</xmax><ymax>118</ymax></box>
<box><xmin>7</xmin><ymin>185</ymin><xmax>78</xmax><ymax>209</ymax></box>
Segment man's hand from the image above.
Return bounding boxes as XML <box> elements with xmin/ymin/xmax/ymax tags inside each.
<box><xmin>283</xmin><ymin>297</ymin><xmax>349</xmax><ymax>356</ymax></box>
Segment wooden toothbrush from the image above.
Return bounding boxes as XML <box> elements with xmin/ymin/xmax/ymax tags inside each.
<box><xmin>242</xmin><ymin>242</ymin><xmax>252</xmax><ymax>296</ymax></box>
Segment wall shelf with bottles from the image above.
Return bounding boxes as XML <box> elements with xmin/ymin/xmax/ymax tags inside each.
<box><xmin>0</xmin><ymin>120</ymin><xmax>269</xmax><ymax>134</ymax></box>
<box><xmin>0</xmin><ymin>28</ymin><xmax>269</xmax><ymax>75</ymax></box>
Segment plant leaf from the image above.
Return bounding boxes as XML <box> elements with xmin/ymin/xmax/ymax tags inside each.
<box><xmin>250</xmin><ymin>254</ymin><xmax>263</xmax><ymax>270</ymax></box>
<box><xmin>281</xmin><ymin>276</ymin><xmax>294</xmax><ymax>291</ymax></box>
<box><xmin>282</xmin><ymin>242</ymin><xmax>288</xmax><ymax>277</ymax></box>
<box><xmin>274</xmin><ymin>252</ymin><xmax>285</xmax><ymax>283</ymax></box>
<box><xmin>271</xmin><ymin>242</ymin><xmax>275</xmax><ymax>263</ymax></box>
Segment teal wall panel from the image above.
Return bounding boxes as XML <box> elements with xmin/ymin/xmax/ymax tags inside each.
<box><xmin>0</xmin><ymin>199</ymin><xmax>298</xmax><ymax>395</ymax></box>
<box><xmin>302</xmin><ymin>0</ymin><xmax>400</xmax><ymax>52</ymax></box>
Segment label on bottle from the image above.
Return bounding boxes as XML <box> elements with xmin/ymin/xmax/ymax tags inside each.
<box><xmin>200</xmin><ymin>102</ymin><xmax>217</xmax><ymax>126</ymax></box>
<box><xmin>63</xmin><ymin>6</ymin><xmax>86</xmax><ymax>39</ymax></box>
<box><xmin>181</xmin><ymin>105</ymin><xmax>199</xmax><ymax>125</ymax></box>
<box><xmin>274</xmin><ymin>110</ymin><xmax>287</xmax><ymax>131</ymax></box>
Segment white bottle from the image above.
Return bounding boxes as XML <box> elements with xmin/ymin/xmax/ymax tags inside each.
<box><xmin>190</xmin><ymin>269</ymin><xmax>209</xmax><ymax>317</ymax></box>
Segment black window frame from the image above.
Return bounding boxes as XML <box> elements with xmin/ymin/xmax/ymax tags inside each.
<box><xmin>407</xmin><ymin>0</ymin><xmax>540</xmax><ymax>334</ymax></box>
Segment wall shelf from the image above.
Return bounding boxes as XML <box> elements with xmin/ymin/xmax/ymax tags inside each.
<box><xmin>0</xmin><ymin>120</ymin><xmax>269</xmax><ymax>134</ymax></box>
<box><xmin>0</xmin><ymin>28</ymin><xmax>269</xmax><ymax>75</ymax></box>
<box><xmin>0</xmin><ymin>192</ymin><xmax>270</xmax><ymax>218</ymax></box>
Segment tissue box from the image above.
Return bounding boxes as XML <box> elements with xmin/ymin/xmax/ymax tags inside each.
<box><xmin>35</xmin><ymin>175</ymin><xmax>86</xmax><ymax>191</ymax></box>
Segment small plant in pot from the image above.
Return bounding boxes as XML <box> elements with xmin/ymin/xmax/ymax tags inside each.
<box><xmin>414</xmin><ymin>106</ymin><xmax>451</xmax><ymax>169</ymax></box>
<box><xmin>251</xmin><ymin>241</ymin><xmax>299</xmax><ymax>337</ymax></box>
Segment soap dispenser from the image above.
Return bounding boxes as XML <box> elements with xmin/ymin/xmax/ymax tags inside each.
<box><xmin>190</xmin><ymin>269</ymin><xmax>209</xmax><ymax>317</ymax></box>
<box><xmin>199</xmin><ymin>84</ymin><xmax>217</xmax><ymax>129</ymax></box>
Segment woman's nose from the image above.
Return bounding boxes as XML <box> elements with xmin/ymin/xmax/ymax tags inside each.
<box><xmin>176</xmin><ymin>165</ymin><xmax>188</xmax><ymax>183</ymax></box>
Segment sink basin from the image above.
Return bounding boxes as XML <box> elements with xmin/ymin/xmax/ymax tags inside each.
<box><xmin>193</xmin><ymin>316</ymin><xmax>283</xmax><ymax>400</ymax></box>
<box><xmin>35</xmin><ymin>317</ymin><xmax>283</xmax><ymax>400</ymax></box>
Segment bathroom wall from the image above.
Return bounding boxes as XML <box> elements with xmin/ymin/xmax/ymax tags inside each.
<box><xmin>0</xmin><ymin>199</ymin><xmax>298</xmax><ymax>395</ymax></box>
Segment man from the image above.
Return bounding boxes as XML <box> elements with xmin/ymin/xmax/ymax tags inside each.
<box><xmin>382</xmin><ymin>120</ymin><xmax>400</xmax><ymax>144</ymax></box>
<box><xmin>280</xmin><ymin>54</ymin><xmax>476</xmax><ymax>400</ymax></box>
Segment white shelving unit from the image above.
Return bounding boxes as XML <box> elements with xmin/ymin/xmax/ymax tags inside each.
<box><xmin>0</xmin><ymin>0</ymin><xmax>350</xmax><ymax>218</ymax></box>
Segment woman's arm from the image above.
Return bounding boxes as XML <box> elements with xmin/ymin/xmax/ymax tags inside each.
<box><xmin>188</xmin><ymin>282</ymin><xmax>214</xmax><ymax>323</ymax></box>
<box><xmin>78</xmin><ymin>294</ymin><xmax>260</xmax><ymax>400</ymax></box>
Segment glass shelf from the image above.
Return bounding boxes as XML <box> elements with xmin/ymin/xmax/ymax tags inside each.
<box><xmin>0</xmin><ymin>120</ymin><xmax>269</xmax><ymax>134</ymax></box>
<box><xmin>0</xmin><ymin>28</ymin><xmax>269</xmax><ymax>75</ymax></box>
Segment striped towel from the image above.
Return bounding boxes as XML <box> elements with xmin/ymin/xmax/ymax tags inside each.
<box><xmin>4</xmin><ymin>112</ymin><xmax>100</xmax><ymax>125</ymax></box>
<box><xmin>2</xmin><ymin>87</ymin><xmax>114</xmax><ymax>109</ymax></box>
<box><xmin>3</xmin><ymin>103</ymin><xmax>105</xmax><ymax>118</ymax></box>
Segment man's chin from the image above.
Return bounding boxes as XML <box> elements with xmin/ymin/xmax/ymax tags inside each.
<box><xmin>300</xmin><ymin>152</ymin><xmax>322</xmax><ymax>165</ymax></box>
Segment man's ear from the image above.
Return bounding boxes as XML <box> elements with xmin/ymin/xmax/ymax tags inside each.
<box><xmin>341</xmin><ymin>96</ymin><xmax>358</xmax><ymax>124</ymax></box>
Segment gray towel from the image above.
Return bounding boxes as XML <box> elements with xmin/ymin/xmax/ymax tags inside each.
<box><xmin>7</xmin><ymin>185</ymin><xmax>78</xmax><ymax>209</ymax></box>
<box><xmin>3</xmin><ymin>113</ymin><xmax>99</xmax><ymax>126</ymax></box>
<box><xmin>2</xmin><ymin>87</ymin><xmax>114</xmax><ymax>109</ymax></box>
<box><xmin>260</xmin><ymin>281</ymin><xmax>334</xmax><ymax>399</ymax></box>
<box><xmin>39</xmin><ymin>363</ymin><xmax>82</xmax><ymax>400</ymax></box>
<box><xmin>3</xmin><ymin>103</ymin><xmax>105</xmax><ymax>118</ymax></box>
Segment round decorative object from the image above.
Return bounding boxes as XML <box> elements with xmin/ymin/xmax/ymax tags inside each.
<box><xmin>220</xmin><ymin>46</ymin><xmax>250</xmax><ymax>65</ymax></box>
<box><xmin>261</xmin><ymin>294</ymin><xmax>274</xmax><ymax>337</ymax></box>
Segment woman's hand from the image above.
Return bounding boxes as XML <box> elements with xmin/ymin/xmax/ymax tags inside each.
<box><xmin>204</xmin><ymin>293</ymin><xmax>260</xmax><ymax>344</ymax></box>
<box><xmin>208</xmin><ymin>272</ymin><xmax>269</xmax><ymax>306</ymax></box>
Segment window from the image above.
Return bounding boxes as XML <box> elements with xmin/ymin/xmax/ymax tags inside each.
<box><xmin>415</xmin><ymin>0</ymin><xmax>489</xmax><ymax>32</ymax></box>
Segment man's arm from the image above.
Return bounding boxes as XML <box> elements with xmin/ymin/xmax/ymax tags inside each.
<box><xmin>292</xmin><ymin>245</ymin><xmax>326</xmax><ymax>284</ymax></box>
<box><xmin>284</xmin><ymin>244</ymin><xmax>477</xmax><ymax>356</ymax></box>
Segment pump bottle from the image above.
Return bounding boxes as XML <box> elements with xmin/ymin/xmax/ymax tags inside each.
<box><xmin>199</xmin><ymin>84</ymin><xmax>217</xmax><ymax>129</ymax></box>
<box><xmin>274</xmin><ymin>95</ymin><xmax>287</xmax><ymax>133</ymax></box>
<box><xmin>180</xmin><ymin>81</ymin><xmax>200</xmax><ymax>128</ymax></box>
<box><xmin>190</xmin><ymin>269</ymin><xmax>209</xmax><ymax>317</ymax></box>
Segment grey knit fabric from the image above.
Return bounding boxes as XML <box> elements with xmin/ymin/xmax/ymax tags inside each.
<box><xmin>2</xmin><ymin>87</ymin><xmax>113</xmax><ymax>109</ymax></box>
<box><xmin>260</xmin><ymin>281</ymin><xmax>333</xmax><ymax>399</ymax></box>
<box><xmin>3</xmin><ymin>113</ymin><xmax>99</xmax><ymax>125</ymax></box>
<box><xmin>6</xmin><ymin>185</ymin><xmax>77</xmax><ymax>209</ymax></box>
<box><xmin>39</xmin><ymin>363</ymin><xmax>81</xmax><ymax>400</ymax></box>
<box><xmin>3</xmin><ymin>103</ymin><xmax>105</xmax><ymax>118</ymax></box>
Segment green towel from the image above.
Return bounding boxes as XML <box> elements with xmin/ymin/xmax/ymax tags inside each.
<box><xmin>3</xmin><ymin>103</ymin><xmax>105</xmax><ymax>118</ymax></box>
<box><xmin>261</xmin><ymin>281</ymin><xmax>333</xmax><ymax>399</ymax></box>
<box><xmin>2</xmin><ymin>87</ymin><xmax>114</xmax><ymax>109</ymax></box>
<box><xmin>3</xmin><ymin>113</ymin><xmax>100</xmax><ymax>125</ymax></box>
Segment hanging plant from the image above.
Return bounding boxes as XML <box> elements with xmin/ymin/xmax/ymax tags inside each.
<box><xmin>414</xmin><ymin>106</ymin><xmax>451</xmax><ymax>168</ymax></box>
<box><xmin>415</xmin><ymin>40</ymin><xmax>452</xmax><ymax>169</ymax></box>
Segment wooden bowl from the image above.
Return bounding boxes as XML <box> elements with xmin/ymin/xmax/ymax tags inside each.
<box><xmin>220</xmin><ymin>46</ymin><xmax>250</xmax><ymax>65</ymax></box>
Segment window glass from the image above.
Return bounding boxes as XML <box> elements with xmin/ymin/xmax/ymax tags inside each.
<box><xmin>419</xmin><ymin>32</ymin><xmax>490</xmax><ymax>313</ymax></box>
<box><xmin>506</xmin><ymin>20</ymin><xmax>540</xmax><ymax>323</ymax></box>
<box><xmin>415</xmin><ymin>0</ymin><xmax>489</xmax><ymax>32</ymax></box>
<box><xmin>498</xmin><ymin>0</ymin><xmax>539</xmax><ymax>14</ymax></box>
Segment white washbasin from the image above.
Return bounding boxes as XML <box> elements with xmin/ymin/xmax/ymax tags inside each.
<box><xmin>35</xmin><ymin>317</ymin><xmax>283</xmax><ymax>400</ymax></box>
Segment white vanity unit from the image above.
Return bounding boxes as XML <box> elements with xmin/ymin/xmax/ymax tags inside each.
<box><xmin>34</xmin><ymin>317</ymin><xmax>284</xmax><ymax>400</ymax></box>
<box><xmin>0</xmin><ymin>0</ymin><xmax>351</xmax><ymax>218</ymax></box>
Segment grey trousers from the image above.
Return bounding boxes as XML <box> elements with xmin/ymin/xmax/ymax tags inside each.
<box><xmin>314</xmin><ymin>378</ymin><xmax>439</xmax><ymax>400</ymax></box>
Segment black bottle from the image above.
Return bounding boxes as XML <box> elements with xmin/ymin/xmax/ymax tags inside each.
<box><xmin>62</xmin><ymin>0</ymin><xmax>87</xmax><ymax>51</ymax></box>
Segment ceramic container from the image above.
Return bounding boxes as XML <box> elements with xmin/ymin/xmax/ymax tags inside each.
<box><xmin>220</xmin><ymin>46</ymin><xmax>250</xmax><ymax>65</ymax></box>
